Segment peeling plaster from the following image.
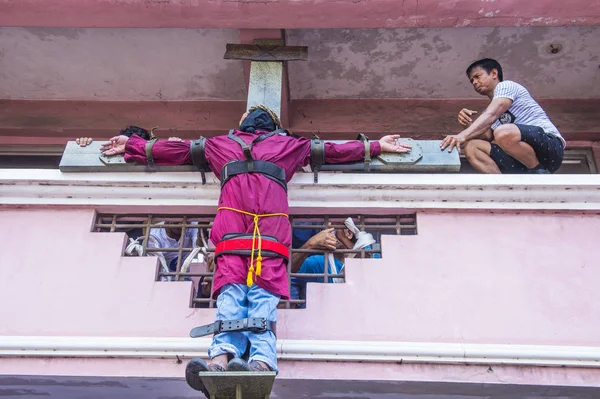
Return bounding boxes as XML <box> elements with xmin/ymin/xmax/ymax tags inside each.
<box><xmin>23</xmin><ymin>27</ymin><xmax>82</xmax><ymax>41</ymax></box>
<box><xmin>287</xmin><ymin>26</ymin><xmax>600</xmax><ymax>99</ymax></box>
<box><xmin>0</xmin><ymin>27</ymin><xmax>246</xmax><ymax>101</ymax></box>
<box><xmin>0</xmin><ymin>26</ymin><xmax>598</xmax><ymax>101</ymax></box>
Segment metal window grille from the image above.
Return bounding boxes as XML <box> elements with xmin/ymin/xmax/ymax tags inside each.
<box><xmin>93</xmin><ymin>213</ymin><xmax>417</xmax><ymax>309</ymax></box>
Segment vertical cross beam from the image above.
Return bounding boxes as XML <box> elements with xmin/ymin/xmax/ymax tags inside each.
<box><xmin>239</xmin><ymin>30</ymin><xmax>291</xmax><ymax>127</ymax></box>
<box><xmin>248</xmin><ymin>40</ymin><xmax>284</xmax><ymax>118</ymax></box>
<box><xmin>224</xmin><ymin>40</ymin><xmax>308</xmax><ymax>122</ymax></box>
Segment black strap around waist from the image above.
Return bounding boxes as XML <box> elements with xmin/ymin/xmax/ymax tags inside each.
<box><xmin>190</xmin><ymin>318</ymin><xmax>276</xmax><ymax>338</ymax></box>
<box><xmin>221</xmin><ymin>160</ymin><xmax>287</xmax><ymax>192</ymax></box>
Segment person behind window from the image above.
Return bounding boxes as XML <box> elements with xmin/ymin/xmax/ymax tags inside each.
<box><xmin>290</xmin><ymin>217</ymin><xmax>376</xmax><ymax>308</ymax></box>
<box><xmin>146</xmin><ymin>221</ymin><xmax>199</xmax><ymax>281</ymax></box>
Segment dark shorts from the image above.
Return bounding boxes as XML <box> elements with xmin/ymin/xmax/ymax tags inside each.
<box><xmin>489</xmin><ymin>124</ymin><xmax>564</xmax><ymax>174</ymax></box>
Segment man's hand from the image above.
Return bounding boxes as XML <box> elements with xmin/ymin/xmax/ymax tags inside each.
<box><xmin>379</xmin><ymin>135</ymin><xmax>412</xmax><ymax>153</ymax></box>
<box><xmin>458</xmin><ymin>108</ymin><xmax>478</xmax><ymax>127</ymax></box>
<box><xmin>76</xmin><ymin>137</ymin><xmax>93</xmax><ymax>147</ymax></box>
<box><xmin>100</xmin><ymin>135</ymin><xmax>129</xmax><ymax>156</ymax></box>
<box><xmin>440</xmin><ymin>134</ymin><xmax>465</xmax><ymax>153</ymax></box>
<box><xmin>305</xmin><ymin>228</ymin><xmax>337</xmax><ymax>251</ymax></box>
<box><xmin>206</xmin><ymin>254</ymin><xmax>215</xmax><ymax>272</ymax></box>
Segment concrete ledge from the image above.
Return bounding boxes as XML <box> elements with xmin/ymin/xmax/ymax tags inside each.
<box><xmin>1</xmin><ymin>336</ymin><xmax>600</xmax><ymax>369</ymax></box>
<box><xmin>1</xmin><ymin>169</ymin><xmax>600</xmax><ymax>211</ymax></box>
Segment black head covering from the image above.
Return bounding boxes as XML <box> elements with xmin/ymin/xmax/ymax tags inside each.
<box><xmin>119</xmin><ymin>126</ymin><xmax>152</xmax><ymax>140</ymax></box>
<box><xmin>239</xmin><ymin>109</ymin><xmax>277</xmax><ymax>134</ymax></box>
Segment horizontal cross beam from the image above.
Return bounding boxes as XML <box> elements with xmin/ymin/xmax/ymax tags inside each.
<box><xmin>58</xmin><ymin>139</ymin><xmax>460</xmax><ymax>173</ymax></box>
<box><xmin>224</xmin><ymin>44</ymin><xmax>308</xmax><ymax>62</ymax></box>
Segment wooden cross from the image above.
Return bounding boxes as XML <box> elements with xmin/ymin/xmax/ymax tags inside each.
<box><xmin>224</xmin><ymin>39</ymin><xmax>308</xmax><ymax>121</ymax></box>
<box><xmin>58</xmin><ymin>39</ymin><xmax>461</xmax><ymax>173</ymax></box>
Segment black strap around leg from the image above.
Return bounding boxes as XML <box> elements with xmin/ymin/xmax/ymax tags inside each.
<box><xmin>190</xmin><ymin>318</ymin><xmax>277</xmax><ymax>338</ymax></box>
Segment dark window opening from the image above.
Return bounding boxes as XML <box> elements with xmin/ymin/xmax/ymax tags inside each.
<box><xmin>92</xmin><ymin>213</ymin><xmax>417</xmax><ymax>309</ymax></box>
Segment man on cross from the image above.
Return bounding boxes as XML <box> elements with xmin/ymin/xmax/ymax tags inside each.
<box><xmin>441</xmin><ymin>58</ymin><xmax>565</xmax><ymax>174</ymax></box>
<box><xmin>100</xmin><ymin>105</ymin><xmax>411</xmax><ymax>397</ymax></box>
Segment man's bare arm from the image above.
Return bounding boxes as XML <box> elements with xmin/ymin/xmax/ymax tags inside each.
<box><xmin>458</xmin><ymin>97</ymin><xmax>512</xmax><ymax>141</ymax></box>
<box><xmin>291</xmin><ymin>229</ymin><xmax>336</xmax><ymax>273</ymax></box>
<box><xmin>441</xmin><ymin>97</ymin><xmax>512</xmax><ymax>152</ymax></box>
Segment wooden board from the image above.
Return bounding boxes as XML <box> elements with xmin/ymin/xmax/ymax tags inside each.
<box><xmin>199</xmin><ymin>371</ymin><xmax>276</xmax><ymax>399</ymax></box>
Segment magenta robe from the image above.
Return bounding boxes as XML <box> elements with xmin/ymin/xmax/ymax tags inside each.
<box><xmin>124</xmin><ymin>131</ymin><xmax>381</xmax><ymax>299</ymax></box>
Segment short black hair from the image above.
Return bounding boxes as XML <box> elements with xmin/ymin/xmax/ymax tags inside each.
<box><xmin>119</xmin><ymin>125</ymin><xmax>151</xmax><ymax>140</ymax></box>
<box><xmin>466</xmin><ymin>58</ymin><xmax>503</xmax><ymax>82</ymax></box>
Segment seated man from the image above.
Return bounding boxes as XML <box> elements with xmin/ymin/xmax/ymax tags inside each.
<box><xmin>290</xmin><ymin>218</ymin><xmax>376</xmax><ymax>307</ymax></box>
<box><xmin>441</xmin><ymin>58</ymin><xmax>565</xmax><ymax>174</ymax></box>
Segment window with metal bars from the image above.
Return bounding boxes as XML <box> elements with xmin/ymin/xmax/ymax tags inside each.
<box><xmin>93</xmin><ymin>213</ymin><xmax>417</xmax><ymax>309</ymax></box>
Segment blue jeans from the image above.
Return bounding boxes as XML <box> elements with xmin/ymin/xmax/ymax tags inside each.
<box><xmin>208</xmin><ymin>283</ymin><xmax>280</xmax><ymax>372</ymax></box>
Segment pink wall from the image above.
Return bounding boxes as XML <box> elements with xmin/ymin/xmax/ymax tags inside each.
<box><xmin>1</xmin><ymin>208</ymin><xmax>599</xmax><ymax>385</ymax></box>
<box><xmin>1</xmin><ymin>0</ymin><xmax>599</xmax><ymax>29</ymax></box>
<box><xmin>0</xmin><ymin>28</ymin><xmax>246</xmax><ymax>101</ymax></box>
<box><xmin>0</xmin><ymin>209</ymin><xmax>212</xmax><ymax>337</ymax></box>
<box><xmin>1</xmin><ymin>209</ymin><xmax>599</xmax><ymax>341</ymax></box>
<box><xmin>1</xmin><ymin>26</ymin><xmax>598</xmax><ymax>101</ymax></box>
<box><xmin>282</xmin><ymin>211</ymin><xmax>600</xmax><ymax>345</ymax></box>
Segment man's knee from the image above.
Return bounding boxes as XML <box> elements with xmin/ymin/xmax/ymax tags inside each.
<box><xmin>493</xmin><ymin>124</ymin><xmax>520</xmax><ymax>146</ymax></box>
<box><xmin>463</xmin><ymin>139</ymin><xmax>489</xmax><ymax>161</ymax></box>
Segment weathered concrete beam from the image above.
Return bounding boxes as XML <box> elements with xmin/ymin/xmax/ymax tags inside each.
<box><xmin>58</xmin><ymin>141</ymin><xmax>197</xmax><ymax>172</ymax></box>
<box><xmin>1</xmin><ymin>0</ymin><xmax>598</xmax><ymax>29</ymax></box>
<box><xmin>1</xmin><ymin>99</ymin><xmax>598</xmax><ymax>146</ymax></box>
<box><xmin>58</xmin><ymin>139</ymin><xmax>460</xmax><ymax>173</ymax></box>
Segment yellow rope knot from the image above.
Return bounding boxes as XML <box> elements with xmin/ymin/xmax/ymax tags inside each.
<box><xmin>217</xmin><ymin>207</ymin><xmax>288</xmax><ymax>286</ymax></box>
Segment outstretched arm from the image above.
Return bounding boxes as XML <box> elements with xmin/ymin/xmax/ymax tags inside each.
<box><xmin>100</xmin><ymin>134</ymin><xmax>193</xmax><ymax>166</ymax></box>
<box><xmin>323</xmin><ymin>135</ymin><xmax>412</xmax><ymax>164</ymax></box>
